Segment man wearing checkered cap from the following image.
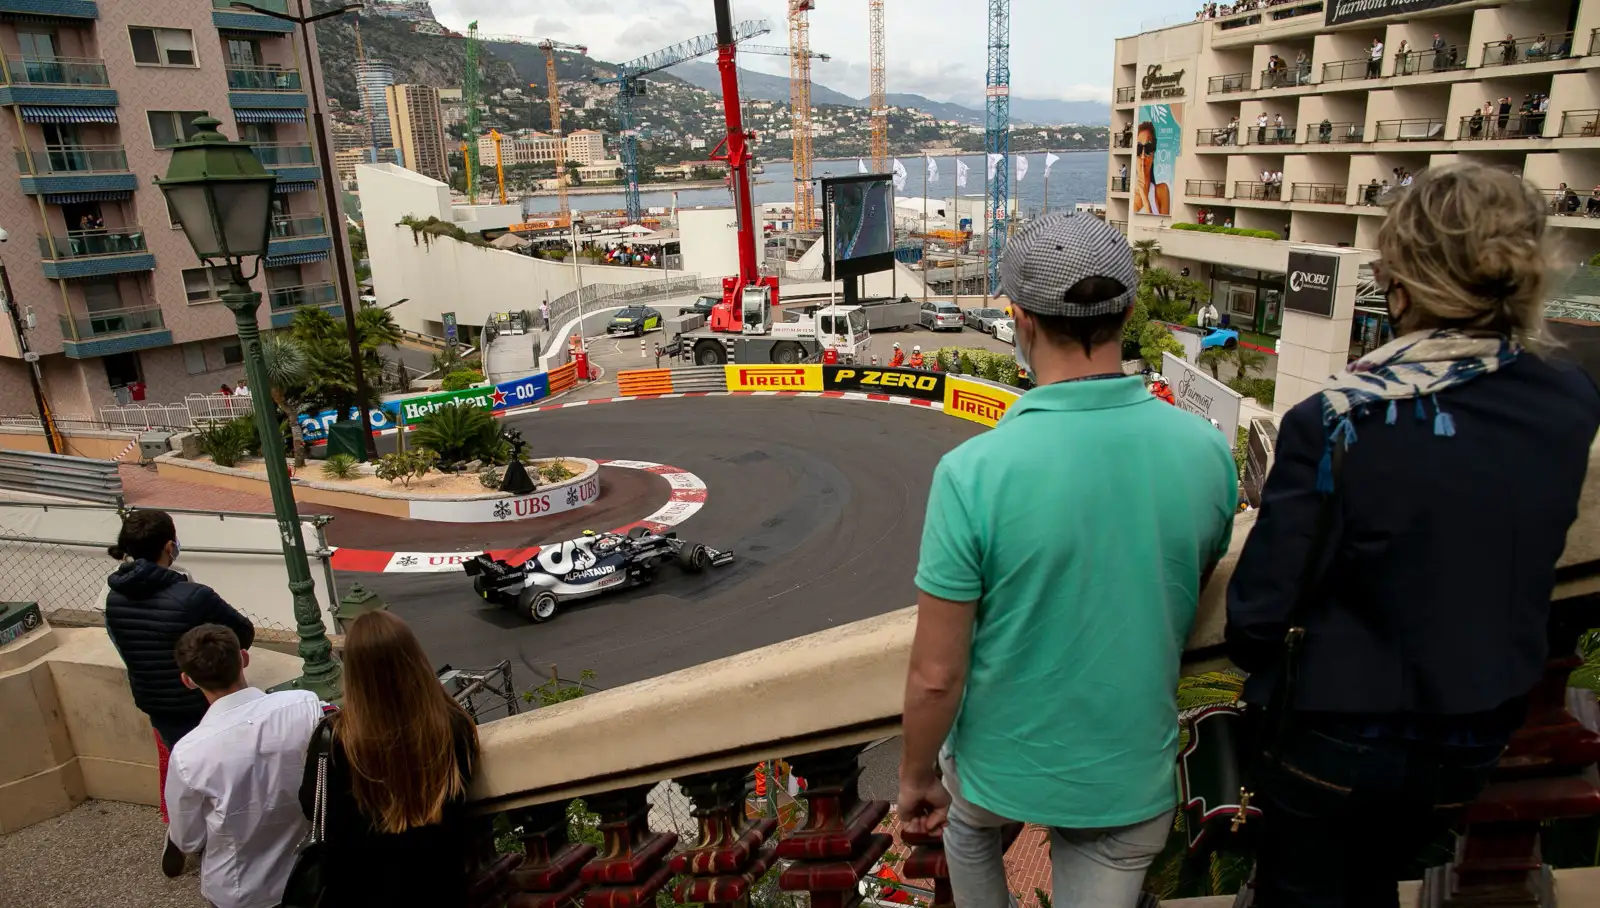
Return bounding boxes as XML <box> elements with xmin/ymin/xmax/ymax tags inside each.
<box><xmin>898</xmin><ymin>213</ymin><xmax>1238</xmax><ymax>907</ymax></box>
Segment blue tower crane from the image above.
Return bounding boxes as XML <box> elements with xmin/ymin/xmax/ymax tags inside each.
<box><xmin>597</xmin><ymin>19</ymin><xmax>771</xmax><ymax>223</ymax></box>
<box><xmin>985</xmin><ymin>0</ymin><xmax>1010</xmax><ymax>295</ymax></box>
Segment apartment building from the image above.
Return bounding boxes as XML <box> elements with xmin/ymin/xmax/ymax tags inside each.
<box><xmin>476</xmin><ymin>130</ymin><xmax>559</xmax><ymax>167</ymax></box>
<box><xmin>356</xmin><ymin>58</ymin><xmax>393</xmax><ymax>147</ymax></box>
<box><xmin>565</xmin><ymin>129</ymin><xmax>605</xmax><ymax>164</ymax></box>
<box><xmin>1108</xmin><ymin>0</ymin><xmax>1600</xmax><ymax>412</ymax></box>
<box><xmin>0</xmin><ymin>0</ymin><xmax>347</xmax><ymax>417</ymax></box>
<box><xmin>385</xmin><ymin>83</ymin><xmax>447</xmax><ymax>183</ymax></box>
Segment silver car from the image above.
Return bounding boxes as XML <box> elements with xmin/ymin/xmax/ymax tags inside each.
<box><xmin>964</xmin><ymin>307</ymin><xmax>1007</xmax><ymax>333</ymax></box>
<box><xmin>920</xmin><ymin>301</ymin><xmax>964</xmax><ymax>332</ymax></box>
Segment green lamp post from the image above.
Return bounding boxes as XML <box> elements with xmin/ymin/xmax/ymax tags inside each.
<box><xmin>157</xmin><ymin>116</ymin><xmax>341</xmax><ymax>700</ymax></box>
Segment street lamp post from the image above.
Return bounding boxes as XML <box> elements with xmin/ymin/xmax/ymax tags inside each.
<box><xmin>158</xmin><ymin>117</ymin><xmax>341</xmax><ymax>699</ymax></box>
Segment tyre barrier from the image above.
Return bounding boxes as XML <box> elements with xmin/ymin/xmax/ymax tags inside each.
<box><xmin>614</xmin><ymin>364</ymin><xmax>1024</xmax><ymax>428</ymax></box>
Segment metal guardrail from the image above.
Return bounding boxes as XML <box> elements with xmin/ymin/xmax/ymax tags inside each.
<box><xmin>666</xmin><ymin>366</ymin><xmax>732</xmax><ymax>393</ymax></box>
<box><xmin>0</xmin><ymin>450</ymin><xmax>122</xmax><ymax>504</ymax></box>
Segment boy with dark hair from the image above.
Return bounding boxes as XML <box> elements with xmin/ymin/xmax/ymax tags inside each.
<box><xmin>166</xmin><ymin>625</ymin><xmax>326</xmax><ymax>908</ymax></box>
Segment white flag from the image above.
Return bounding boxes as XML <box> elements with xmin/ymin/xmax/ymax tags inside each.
<box><xmin>956</xmin><ymin>159</ymin><xmax>970</xmax><ymax>188</ymax></box>
<box><xmin>858</xmin><ymin>158</ymin><xmax>868</xmax><ymax>174</ymax></box>
<box><xmin>926</xmin><ymin>156</ymin><xmax>939</xmax><ymax>184</ymax></box>
<box><xmin>986</xmin><ymin>153</ymin><xmax>1002</xmax><ymax>182</ymax></box>
<box><xmin>1016</xmin><ymin>156</ymin><xmax>1029</xmax><ymax>183</ymax></box>
<box><xmin>892</xmin><ymin>158</ymin><xmax>908</xmax><ymax>191</ymax></box>
<box><xmin>1045</xmin><ymin>152</ymin><xmax>1061</xmax><ymax>178</ymax></box>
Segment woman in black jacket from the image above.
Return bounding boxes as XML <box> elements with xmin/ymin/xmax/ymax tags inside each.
<box><xmin>1227</xmin><ymin>162</ymin><xmax>1600</xmax><ymax>905</ymax></box>
<box><xmin>302</xmin><ymin>611</ymin><xmax>480</xmax><ymax>908</ymax></box>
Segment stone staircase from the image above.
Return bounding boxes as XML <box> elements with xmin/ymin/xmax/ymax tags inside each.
<box><xmin>485</xmin><ymin>330</ymin><xmax>542</xmax><ymax>384</ymax></box>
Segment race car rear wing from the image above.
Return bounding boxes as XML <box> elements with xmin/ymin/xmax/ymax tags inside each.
<box><xmin>462</xmin><ymin>553</ymin><xmax>520</xmax><ymax>578</ymax></box>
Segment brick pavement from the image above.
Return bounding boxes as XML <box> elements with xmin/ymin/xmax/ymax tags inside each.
<box><xmin>119</xmin><ymin>464</ymin><xmax>272</xmax><ymax>513</ymax></box>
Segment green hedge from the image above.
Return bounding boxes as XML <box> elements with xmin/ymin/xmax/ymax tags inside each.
<box><xmin>1171</xmin><ymin>223</ymin><xmax>1282</xmax><ymax>241</ymax></box>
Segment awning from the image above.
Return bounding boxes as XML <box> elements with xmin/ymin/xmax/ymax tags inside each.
<box><xmin>273</xmin><ymin>180</ymin><xmax>317</xmax><ymax>195</ymax></box>
<box><xmin>21</xmin><ymin>106</ymin><xmax>117</xmax><ymax>124</ymax></box>
<box><xmin>43</xmin><ymin>190</ymin><xmax>132</xmax><ymax>205</ymax></box>
<box><xmin>235</xmin><ymin>108</ymin><xmax>306</xmax><ymax>124</ymax></box>
<box><xmin>265</xmin><ymin>250</ymin><xmax>329</xmax><ymax>268</ymax></box>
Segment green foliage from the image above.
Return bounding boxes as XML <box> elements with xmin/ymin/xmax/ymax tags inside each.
<box><xmin>412</xmin><ymin>403</ymin><xmax>500</xmax><ymax>465</ymax></box>
<box><xmin>1234</xmin><ymin>427</ymin><xmax>1249</xmax><ymax>480</ymax></box>
<box><xmin>1230</xmin><ymin>377</ymin><xmax>1277</xmax><ymax>407</ymax></box>
<box><xmin>374</xmin><ymin>450</ymin><xmax>435</xmax><ymax>488</ymax></box>
<box><xmin>195</xmin><ymin>417</ymin><xmax>260</xmax><ymax>468</ymax></box>
<box><xmin>1197</xmin><ymin>346</ymin><xmax>1231</xmax><ymax>380</ymax></box>
<box><xmin>1172</xmin><ymin>222</ymin><xmax>1282</xmax><ymax>241</ymax></box>
<box><xmin>931</xmin><ymin>347</ymin><xmax>1023</xmax><ymax>387</ymax></box>
<box><xmin>1573</xmin><ymin>629</ymin><xmax>1600</xmax><ymax>691</ymax></box>
<box><xmin>1132</xmin><ymin>238</ymin><xmax>1161</xmax><ymax>271</ymax></box>
<box><xmin>1140</xmin><ymin>321</ymin><xmax>1187</xmax><ymax>370</ymax></box>
<box><xmin>523</xmin><ymin>668</ymin><xmax>595</xmax><ymax>707</ymax></box>
<box><xmin>538</xmin><ymin>460</ymin><xmax>575</xmax><ymax>483</ymax></box>
<box><xmin>441</xmin><ymin>369</ymin><xmax>486</xmax><ymax>391</ymax></box>
<box><xmin>398</xmin><ymin>214</ymin><xmax>490</xmax><ymax>249</ymax></box>
<box><xmin>478</xmin><ymin>466</ymin><xmax>503</xmax><ymax>490</ymax></box>
<box><xmin>321</xmin><ymin>453</ymin><xmax>360</xmax><ymax>480</ymax></box>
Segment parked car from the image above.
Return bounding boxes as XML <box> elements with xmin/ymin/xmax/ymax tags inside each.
<box><xmin>607</xmin><ymin>306</ymin><xmax>663</xmax><ymax>337</ymax></box>
<box><xmin>920</xmin><ymin>300</ymin><xmax>965</xmax><ymax>332</ymax></box>
<box><xmin>1199</xmin><ymin>326</ymin><xmax>1240</xmax><ymax>350</ymax></box>
<box><xmin>993</xmin><ymin>319</ymin><xmax>1015</xmax><ymax>344</ymax></box>
<box><xmin>678</xmin><ymin>296</ymin><xmax>719</xmax><ymax>318</ymax></box>
<box><xmin>964</xmin><ymin>307</ymin><xmax>1007</xmax><ymax>333</ymax></box>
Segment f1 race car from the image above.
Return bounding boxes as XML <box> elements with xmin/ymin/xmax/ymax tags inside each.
<box><xmin>462</xmin><ymin>528</ymin><xmax>734</xmax><ymax>623</ymax></box>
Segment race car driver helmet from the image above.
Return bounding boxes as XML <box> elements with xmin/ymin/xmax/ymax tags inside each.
<box><xmin>582</xmin><ymin>529</ymin><xmax>597</xmax><ymax>537</ymax></box>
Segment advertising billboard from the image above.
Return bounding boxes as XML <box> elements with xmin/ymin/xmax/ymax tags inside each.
<box><xmin>942</xmin><ymin>377</ymin><xmax>1020</xmax><ymax>428</ymax></box>
<box><xmin>821</xmin><ymin>174</ymin><xmax>897</xmax><ymax>280</ymax></box>
<box><xmin>822</xmin><ymin>365</ymin><xmax>945</xmax><ymax>401</ymax></box>
<box><xmin>1133</xmin><ymin>103</ymin><xmax>1183</xmax><ymax>218</ymax></box>
<box><xmin>1326</xmin><ymin>0</ymin><xmax>1472</xmax><ymax>26</ymax></box>
<box><xmin>1283</xmin><ymin>251</ymin><xmax>1340</xmax><ymax>317</ymax></box>
<box><xmin>724</xmin><ymin>365</ymin><xmax>825</xmax><ymax>392</ymax></box>
<box><xmin>1162</xmin><ymin>352</ymin><xmax>1243</xmax><ymax>447</ymax></box>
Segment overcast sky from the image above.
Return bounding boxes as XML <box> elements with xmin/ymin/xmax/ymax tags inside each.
<box><xmin>429</xmin><ymin>0</ymin><xmax>1197</xmax><ymax>104</ymax></box>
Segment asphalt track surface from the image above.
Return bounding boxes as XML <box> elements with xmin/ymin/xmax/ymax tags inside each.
<box><xmin>341</xmin><ymin>396</ymin><xmax>983</xmax><ymax>692</ymax></box>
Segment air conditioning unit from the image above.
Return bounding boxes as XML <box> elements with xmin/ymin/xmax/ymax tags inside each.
<box><xmin>138</xmin><ymin>430</ymin><xmax>176</xmax><ymax>464</ymax></box>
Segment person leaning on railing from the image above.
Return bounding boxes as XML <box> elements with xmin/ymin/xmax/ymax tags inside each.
<box><xmin>1226</xmin><ymin>162</ymin><xmax>1600</xmax><ymax>906</ymax></box>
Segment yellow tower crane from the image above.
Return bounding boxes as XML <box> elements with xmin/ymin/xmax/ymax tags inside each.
<box><xmin>868</xmin><ymin>0</ymin><xmax>888</xmax><ymax>172</ymax></box>
<box><xmin>540</xmin><ymin>40</ymin><xmax>587</xmax><ymax>224</ymax></box>
<box><xmin>788</xmin><ymin>1</ymin><xmax>818</xmax><ymax>232</ymax></box>
<box><xmin>458</xmin><ymin>141</ymin><xmax>474</xmax><ymax>197</ymax></box>
<box><xmin>489</xmin><ymin>129</ymin><xmax>507</xmax><ymax>205</ymax></box>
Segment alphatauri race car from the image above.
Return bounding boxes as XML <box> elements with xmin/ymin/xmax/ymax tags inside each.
<box><xmin>462</xmin><ymin>528</ymin><xmax>734</xmax><ymax>623</ymax></box>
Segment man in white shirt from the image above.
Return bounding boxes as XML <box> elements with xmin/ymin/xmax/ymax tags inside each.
<box><xmin>165</xmin><ymin>624</ymin><xmax>326</xmax><ymax>908</ymax></box>
<box><xmin>233</xmin><ymin>379</ymin><xmax>251</xmax><ymax>398</ymax></box>
<box><xmin>1368</xmin><ymin>39</ymin><xmax>1384</xmax><ymax>78</ymax></box>
<box><xmin>1198</xmin><ymin>301</ymin><xmax>1221</xmax><ymax>330</ymax></box>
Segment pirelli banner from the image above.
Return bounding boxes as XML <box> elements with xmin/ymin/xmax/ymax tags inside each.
<box><xmin>823</xmin><ymin>365</ymin><xmax>945</xmax><ymax>400</ymax></box>
<box><xmin>724</xmin><ymin>365</ymin><xmax>825</xmax><ymax>392</ymax></box>
<box><xmin>943</xmin><ymin>377</ymin><xmax>1021</xmax><ymax>428</ymax></box>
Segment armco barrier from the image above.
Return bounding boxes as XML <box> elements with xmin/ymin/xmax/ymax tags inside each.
<box><xmin>547</xmin><ymin>361</ymin><xmax>579</xmax><ymax>396</ymax></box>
<box><xmin>0</xmin><ymin>450</ymin><xmax>123</xmax><ymax>504</ymax></box>
<box><xmin>618</xmin><ymin>369</ymin><xmax>675</xmax><ymax>396</ymax></box>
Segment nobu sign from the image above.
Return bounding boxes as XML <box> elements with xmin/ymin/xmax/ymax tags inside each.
<box><xmin>1283</xmin><ymin>251</ymin><xmax>1339</xmax><ymax>318</ymax></box>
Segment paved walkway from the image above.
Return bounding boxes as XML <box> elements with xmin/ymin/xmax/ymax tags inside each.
<box><xmin>0</xmin><ymin>800</ymin><xmax>204</xmax><ymax>908</ymax></box>
<box><xmin>120</xmin><ymin>464</ymin><xmax>272</xmax><ymax>513</ymax></box>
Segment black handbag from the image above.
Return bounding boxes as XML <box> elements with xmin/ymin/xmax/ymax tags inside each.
<box><xmin>1176</xmin><ymin>443</ymin><xmax>1346</xmax><ymax>854</ymax></box>
<box><xmin>282</xmin><ymin>721</ymin><xmax>335</xmax><ymax>908</ymax></box>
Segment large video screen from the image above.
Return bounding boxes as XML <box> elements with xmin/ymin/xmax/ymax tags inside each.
<box><xmin>822</xmin><ymin>174</ymin><xmax>896</xmax><ymax>280</ymax></box>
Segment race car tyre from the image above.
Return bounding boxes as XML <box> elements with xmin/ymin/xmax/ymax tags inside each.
<box><xmin>522</xmin><ymin>590</ymin><xmax>559</xmax><ymax>623</ymax></box>
<box><xmin>628</xmin><ymin>526</ymin><xmax>652</xmax><ymax>539</ymax></box>
<box><xmin>678</xmin><ymin>544</ymin><xmax>711</xmax><ymax>573</ymax></box>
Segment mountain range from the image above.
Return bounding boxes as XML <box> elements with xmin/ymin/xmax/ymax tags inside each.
<box><xmin>671</xmin><ymin>60</ymin><xmax>1110</xmax><ymax>126</ymax></box>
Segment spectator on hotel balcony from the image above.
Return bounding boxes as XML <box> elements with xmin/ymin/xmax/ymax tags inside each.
<box><xmin>1295</xmin><ymin>49</ymin><xmax>1310</xmax><ymax>84</ymax></box>
<box><xmin>1228</xmin><ymin>162</ymin><xmax>1600</xmax><ymax>907</ymax></box>
<box><xmin>1318</xmin><ymin>118</ymin><xmax>1333</xmax><ymax>143</ymax></box>
<box><xmin>900</xmin><ymin>212</ymin><xmax>1236</xmax><ymax>908</ymax></box>
<box><xmin>1432</xmin><ymin>33</ymin><xmax>1448</xmax><ymax>71</ymax></box>
<box><xmin>1367</xmin><ymin>38</ymin><xmax>1384</xmax><ymax>78</ymax></box>
<box><xmin>1395</xmin><ymin>38</ymin><xmax>1410</xmax><ymax>72</ymax></box>
<box><xmin>104</xmin><ymin>509</ymin><xmax>256</xmax><ymax>879</ymax></box>
<box><xmin>1256</xmin><ymin>112</ymin><xmax>1269</xmax><ymax>144</ymax></box>
<box><xmin>306</xmin><ymin>612</ymin><xmax>480</xmax><ymax>908</ymax></box>
<box><xmin>1502</xmin><ymin>34</ymin><xmax>1518</xmax><ymax>65</ymax></box>
<box><xmin>234</xmin><ymin>378</ymin><xmax>251</xmax><ymax>398</ymax></box>
<box><xmin>1528</xmin><ymin>33</ymin><xmax>1548</xmax><ymax>58</ymax></box>
<box><xmin>1589</xmin><ymin>184</ymin><xmax>1600</xmax><ymax>217</ymax></box>
<box><xmin>1468</xmin><ymin>107</ymin><xmax>1485</xmax><ymax>138</ymax></box>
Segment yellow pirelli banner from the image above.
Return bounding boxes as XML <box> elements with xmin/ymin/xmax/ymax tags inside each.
<box><xmin>943</xmin><ymin>377</ymin><xmax>1021</xmax><ymax>428</ymax></box>
<box><xmin>724</xmin><ymin>364</ymin><xmax>824</xmax><ymax>392</ymax></box>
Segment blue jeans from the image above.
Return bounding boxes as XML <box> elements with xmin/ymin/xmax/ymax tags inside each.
<box><xmin>938</xmin><ymin>748</ymin><xmax>1173</xmax><ymax>908</ymax></box>
<box><xmin>1252</xmin><ymin>716</ymin><xmax>1511</xmax><ymax>907</ymax></box>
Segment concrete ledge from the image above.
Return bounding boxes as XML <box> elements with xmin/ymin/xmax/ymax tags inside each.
<box><xmin>0</xmin><ymin>426</ymin><xmax>140</xmax><ymax>462</ymax></box>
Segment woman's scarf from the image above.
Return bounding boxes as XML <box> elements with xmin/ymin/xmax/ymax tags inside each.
<box><xmin>1315</xmin><ymin>328</ymin><xmax>1521</xmax><ymax>492</ymax></box>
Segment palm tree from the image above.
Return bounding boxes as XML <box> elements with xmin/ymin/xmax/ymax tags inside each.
<box><xmin>1132</xmin><ymin>238</ymin><xmax>1162</xmax><ymax>271</ymax></box>
<box><xmin>1197</xmin><ymin>346</ymin><xmax>1230</xmax><ymax>380</ymax></box>
<box><xmin>1232</xmin><ymin>345</ymin><xmax>1267</xmax><ymax>380</ymax></box>
<box><xmin>259</xmin><ymin>333</ymin><xmax>312</xmax><ymax>467</ymax></box>
<box><xmin>355</xmin><ymin>305</ymin><xmax>403</xmax><ymax>391</ymax></box>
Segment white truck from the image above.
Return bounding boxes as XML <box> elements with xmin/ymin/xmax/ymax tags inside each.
<box><xmin>670</xmin><ymin>286</ymin><xmax>872</xmax><ymax>366</ymax></box>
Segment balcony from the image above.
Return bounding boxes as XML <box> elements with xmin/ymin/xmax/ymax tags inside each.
<box><xmin>1541</xmin><ymin>188</ymin><xmax>1596</xmax><ymax>217</ymax></box>
<box><xmin>1593</xmin><ymin>28</ymin><xmax>1600</xmax><ymax>57</ymax></box>
<box><xmin>1113</xmin><ymin>131</ymin><xmax>1132</xmax><ymax>149</ymax></box>
<box><xmin>226</xmin><ymin>65</ymin><xmax>308</xmax><ymax>112</ymax></box>
<box><xmin>1109</xmin><ymin>176</ymin><xmax>1128</xmax><ymax>193</ymax></box>
<box><xmin>37</xmin><ymin>227</ymin><xmax>153</xmax><ymax>279</ymax></box>
<box><xmin>14</xmin><ymin>144</ymin><xmax>135</xmax><ymax>196</ymax></box>
<box><xmin>1393</xmin><ymin>49</ymin><xmax>1466</xmax><ymax>76</ymax></box>
<box><xmin>1290</xmin><ymin>182</ymin><xmax>1346</xmax><ymax>204</ymax></box>
<box><xmin>1561</xmin><ymin>109</ymin><xmax>1600</xmax><ymax>138</ymax></box>
<box><xmin>252</xmin><ymin>142</ymin><xmax>319</xmax><ymax>182</ymax></box>
<box><xmin>1233</xmin><ymin>180</ymin><xmax>1283</xmax><ymax>202</ymax></box>
<box><xmin>211</xmin><ymin>0</ymin><xmax>294</xmax><ymax>33</ymax></box>
<box><xmin>267</xmin><ymin>214</ymin><xmax>331</xmax><ymax>258</ymax></box>
<box><xmin>1304</xmin><ymin>121</ymin><xmax>1364</xmax><ymax>144</ymax></box>
<box><xmin>58</xmin><ymin>305</ymin><xmax>171</xmax><ymax>358</ymax></box>
<box><xmin>1373</xmin><ymin>118</ymin><xmax>1446</xmax><ymax>142</ymax></box>
<box><xmin>1481</xmin><ymin>32</ymin><xmax>1576</xmax><ymax>68</ymax></box>
<box><xmin>0</xmin><ymin>0</ymin><xmax>98</xmax><ymax>18</ymax></box>
<box><xmin>1258</xmin><ymin>67</ymin><xmax>1310</xmax><ymax>90</ymax></box>
<box><xmin>1185</xmin><ymin>179</ymin><xmax>1227</xmax><ymax>199</ymax></box>
<box><xmin>1459</xmin><ymin>113</ymin><xmax>1547</xmax><ymax>140</ymax></box>
<box><xmin>1196</xmin><ymin>126</ymin><xmax>1239</xmax><ymax>147</ymax></box>
<box><xmin>1321</xmin><ymin>57</ymin><xmax>1380</xmax><ymax>83</ymax></box>
<box><xmin>1207</xmin><ymin>72</ymin><xmax>1250</xmax><ymax>94</ymax></box>
<box><xmin>268</xmin><ymin>281</ymin><xmax>339</xmax><ymax>327</ymax></box>
<box><xmin>0</xmin><ymin>55</ymin><xmax>115</xmax><ymax>108</ymax></box>
<box><xmin>1108</xmin><ymin>219</ymin><xmax>1127</xmax><ymax>234</ymax></box>
<box><xmin>1114</xmin><ymin>85</ymin><xmax>1135</xmax><ymax>104</ymax></box>
<box><xmin>1245</xmin><ymin>122</ymin><xmax>1297</xmax><ymax>146</ymax></box>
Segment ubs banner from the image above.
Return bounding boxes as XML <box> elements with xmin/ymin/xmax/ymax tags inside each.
<box><xmin>1283</xmin><ymin>251</ymin><xmax>1339</xmax><ymax>318</ymax></box>
<box><xmin>1326</xmin><ymin>0</ymin><xmax>1472</xmax><ymax>26</ymax></box>
<box><xmin>823</xmin><ymin>365</ymin><xmax>945</xmax><ymax>401</ymax></box>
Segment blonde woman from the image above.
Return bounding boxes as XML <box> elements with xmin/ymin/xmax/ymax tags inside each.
<box><xmin>1227</xmin><ymin>162</ymin><xmax>1600</xmax><ymax>904</ymax></box>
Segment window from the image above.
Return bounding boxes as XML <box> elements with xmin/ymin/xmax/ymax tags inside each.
<box><xmin>182</xmin><ymin>342</ymin><xmax>207</xmax><ymax>375</ymax></box>
<box><xmin>221</xmin><ymin>343</ymin><xmax>244</xmax><ymax>366</ymax></box>
<box><xmin>130</xmin><ymin>27</ymin><xmax>196</xmax><ymax>67</ymax></box>
<box><xmin>182</xmin><ymin>266</ymin><xmax>230</xmax><ymax>303</ymax></box>
<box><xmin>148</xmin><ymin>110</ymin><xmax>208</xmax><ymax>148</ymax></box>
<box><xmin>226</xmin><ymin>38</ymin><xmax>260</xmax><ymax>68</ymax></box>
<box><xmin>17</xmin><ymin>30</ymin><xmax>58</xmax><ymax>61</ymax></box>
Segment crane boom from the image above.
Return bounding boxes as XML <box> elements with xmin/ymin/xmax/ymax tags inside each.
<box><xmin>540</xmin><ymin>40</ymin><xmax>587</xmax><ymax>223</ymax></box>
<box><xmin>788</xmin><ymin>1</ymin><xmax>818</xmax><ymax>233</ymax></box>
<box><xmin>464</xmin><ymin>21</ymin><xmax>482</xmax><ymax>203</ymax></box>
<box><xmin>869</xmin><ymin>0</ymin><xmax>888</xmax><ymax>172</ymax></box>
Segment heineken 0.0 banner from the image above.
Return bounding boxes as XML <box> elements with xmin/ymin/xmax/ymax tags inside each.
<box><xmin>298</xmin><ymin>373</ymin><xmax>553</xmax><ymax>440</ymax></box>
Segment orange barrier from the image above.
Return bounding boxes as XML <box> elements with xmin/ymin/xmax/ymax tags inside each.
<box><xmin>547</xmin><ymin>361</ymin><xmax>579</xmax><ymax>396</ymax></box>
<box><xmin>617</xmin><ymin>368</ymin><xmax>675</xmax><ymax>396</ymax></box>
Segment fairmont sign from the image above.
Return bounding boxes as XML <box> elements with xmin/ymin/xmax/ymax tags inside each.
<box><xmin>1326</xmin><ymin>0</ymin><xmax>1473</xmax><ymax>26</ymax></box>
<box><xmin>1284</xmin><ymin>251</ymin><xmax>1339</xmax><ymax>318</ymax></box>
<box><xmin>1141</xmin><ymin>64</ymin><xmax>1186</xmax><ymax>100</ymax></box>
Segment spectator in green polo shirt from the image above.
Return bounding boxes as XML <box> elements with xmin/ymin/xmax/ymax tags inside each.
<box><xmin>898</xmin><ymin>212</ymin><xmax>1238</xmax><ymax>908</ymax></box>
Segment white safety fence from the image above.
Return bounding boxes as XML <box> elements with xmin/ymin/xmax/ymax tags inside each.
<box><xmin>0</xmin><ymin>502</ymin><xmax>340</xmax><ymax>635</ymax></box>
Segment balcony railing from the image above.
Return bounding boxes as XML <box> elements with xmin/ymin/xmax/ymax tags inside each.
<box><xmin>59</xmin><ymin>304</ymin><xmax>163</xmax><ymax>340</ymax></box>
<box><xmin>1113</xmin><ymin>132</ymin><xmax>1133</xmax><ymax>149</ymax></box>
<box><xmin>1373</xmin><ymin>118</ymin><xmax>1446</xmax><ymax>142</ymax></box>
<box><xmin>1233</xmin><ymin>180</ymin><xmax>1283</xmax><ymax>201</ymax></box>
<box><xmin>1208</xmin><ymin>72</ymin><xmax>1251</xmax><ymax>94</ymax></box>
<box><xmin>1305</xmin><ymin>122</ymin><xmax>1364</xmax><ymax>144</ymax></box>
<box><xmin>1109</xmin><ymin>176</ymin><xmax>1128</xmax><ymax>192</ymax></box>
<box><xmin>1186</xmin><ymin>179</ymin><xmax>1227</xmax><ymax>198</ymax></box>
<box><xmin>3</xmin><ymin>55</ymin><xmax>108</xmax><ymax>87</ymax></box>
<box><xmin>1459</xmin><ymin>113</ymin><xmax>1547</xmax><ymax>140</ymax></box>
<box><xmin>1322</xmin><ymin>57</ymin><xmax>1382</xmax><ymax>82</ymax></box>
<box><xmin>269</xmin><ymin>281</ymin><xmax>337</xmax><ymax>311</ymax></box>
<box><xmin>1197</xmin><ymin>126</ymin><xmax>1240</xmax><ymax>147</ymax></box>
<box><xmin>1540</xmin><ymin>188</ymin><xmax>1597</xmax><ymax>217</ymax></box>
<box><xmin>38</xmin><ymin>226</ymin><xmax>146</xmax><ymax>260</ymax></box>
<box><xmin>1393</xmin><ymin>48</ymin><xmax>1466</xmax><ymax>75</ymax></box>
<box><xmin>1291</xmin><ymin>182</ymin><xmax>1346</xmax><ymax>204</ymax></box>
<box><xmin>225</xmin><ymin>65</ymin><xmax>302</xmax><ymax>92</ymax></box>
<box><xmin>15</xmin><ymin>144</ymin><xmax>127</xmax><ymax>175</ymax></box>
<box><xmin>1482</xmin><ymin>32</ymin><xmax>1576</xmax><ymax>68</ymax></box>
<box><xmin>270</xmin><ymin>214</ymin><xmax>327</xmax><ymax>239</ymax></box>
<box><xmin>1259</xmin><ymin>66</ymin><xmax>1311</xmax><ymax>89</ymax></box>
<box><xmin>252</xmin><ymin>142</ymin><xmax>314</xmax><ymax>167</ymax></box>
<box><xmin>1561</xmin><ymin>109</ymin><xmax>1600</xmax><ymax>137</ymax></box>
<box><xmin>1246</xmin><ymin>122</ymin><xmax>1297</xmax><ymax>145</ymax></box>
<box><xmin>1593</xmin><ymin>28</ymin><xmax>1600</xmax><ymax>57</ymax></box>
<box><xmin>1108</xmin><ymin>219</ymin><xmax>1127</xmax><ymax>234</ymax></box>
<box><xmin>1114</xmin><ymin>85</ymin><xmax>1135</xmax><ymax>104</ymax></box>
